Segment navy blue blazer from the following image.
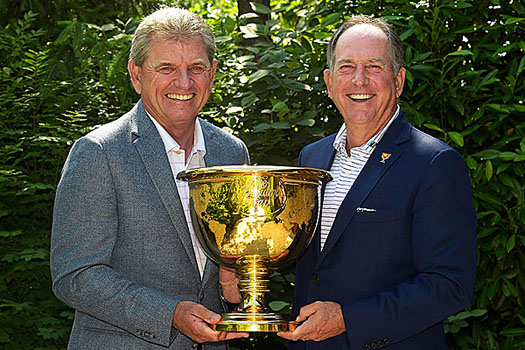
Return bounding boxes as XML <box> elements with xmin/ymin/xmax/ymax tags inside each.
<box><xmin>291</xmin><ymin>111</ymin><xmax>477</xmax><ymax>350</ymax></box>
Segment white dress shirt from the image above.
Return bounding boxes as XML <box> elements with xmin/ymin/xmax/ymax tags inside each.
<box><xmin>148</xmin><ymin>114</ymin><xmax>208</xmax><ymax>278</ymax></box>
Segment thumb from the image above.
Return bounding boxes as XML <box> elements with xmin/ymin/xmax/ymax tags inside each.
<box><xmin>296</xmin><ymin>303</ymin><xmax>317</xmax><ymax>322</ymax></box>
<box><xmin>194</xmin><ymin>305</ymin><xmax>221</xmax><ymax>324</ymax></box>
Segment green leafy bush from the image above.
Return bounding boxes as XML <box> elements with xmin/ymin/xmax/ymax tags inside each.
<box><xmin>0</xmin><ymin>0</ymin><xmax>523</xmax><ymax>349</ymax></box>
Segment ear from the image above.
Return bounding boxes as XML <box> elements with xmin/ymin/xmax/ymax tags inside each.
<box><xmin>323</xmin><ymin>69</ymin><xmax>333</xmax><ymax>98</ymax></box>
<box><xmin>394</xmin><ymin>67</ymin><xmax>405</xmax><ymax>99</ymax></box>
<box><xmin>208</xmin><ymin>59</ymin><xmax>218</xmax><ymax>89</ymax></box>
<box><xmin>128</xmin><ymin>60</ymin><xmax>142</xmax><ymax>94</ymax></box>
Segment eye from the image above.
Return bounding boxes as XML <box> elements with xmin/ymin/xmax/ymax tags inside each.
<box><xmin>367</xmin><ymin>64</ymin><xmax>383</xmax><ymax>72</ymax></box>
<box><xmin>338</xmin><ymin>64</ymin><xmax>354</xmax><ymax>73</ymax></box>
<box><xmin>158</xmin><ymin>66</ymin><xmax>174</xmax><ymax>74</ymax></box>
<box><xmin>190</xmin><ymin>65</ymin><xmax>207</xmax><ymax>75</ymax></box>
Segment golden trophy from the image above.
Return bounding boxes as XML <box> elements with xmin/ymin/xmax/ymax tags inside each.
<box><xmin>177</xmin><ymin>165</ymin><xmax>331</xmax><ymax>332</ymax></box>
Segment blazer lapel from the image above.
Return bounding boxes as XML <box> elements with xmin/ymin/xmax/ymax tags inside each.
<box><xmin>199</xmin><ymin>118</ymin><xmax>224</xmax><ymax>288</ymax></box>
<box><xmin>131</xmin><ymin>101</ymin><xmax>200</xmax><ymax>276</ymax></box>
<box><xmin>318</xmin><ymin>114</ymin><xmax>411</xmax><ymax>263</ymax></box>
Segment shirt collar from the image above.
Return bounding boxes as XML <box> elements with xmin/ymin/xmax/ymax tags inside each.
<box><xmin>333</xmin><ymin>105</ymin><xmax>400</xmax><ymax>155</ymax></box>
<box><xmin>147</xmin><ymin>112</ymin><xmax>206</xmax><ymax>156</ymax></box>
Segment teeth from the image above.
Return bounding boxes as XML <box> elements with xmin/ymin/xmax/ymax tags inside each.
<box><xmin>167</xmin><ymin>93</ymin><xmax>193</xmax><ymax>101</ymax></box>
<box><xmin>349</xmin><ymin>94</ymin><xmax>373</xmax><ymax>100</ymax></box>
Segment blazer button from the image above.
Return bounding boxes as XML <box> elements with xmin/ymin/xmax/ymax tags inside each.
<box><xmin>310</xmin><ymin>274</ymin><xmax>320</xmax><ymax>283</ymax></box>
<box><xmin>200</xmin><ymin>291</ymin><xmax>205</xmax><ymax>301</ymax></box>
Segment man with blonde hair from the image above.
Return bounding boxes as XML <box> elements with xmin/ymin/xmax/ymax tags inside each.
<box><xmin>51</xmin><ymin>8</ymin><xmax>249</xmax><ymax>349</ymax></box>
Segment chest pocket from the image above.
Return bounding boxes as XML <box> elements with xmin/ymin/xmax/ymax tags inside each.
<box><xmin>355</xmin><ymin>209</ymin><xmax>400</xmax><ymax>223</ymax></box>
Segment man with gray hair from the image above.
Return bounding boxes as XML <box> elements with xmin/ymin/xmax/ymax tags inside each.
<box><xmin>278</xmin><ymin>14</ymin><xmax>477</xmax><ymax>350</ymax></box>
<box><xmin>51</xmin><ymin>7</ymin><xmax>249</xmax><ymax>349</ymax></box>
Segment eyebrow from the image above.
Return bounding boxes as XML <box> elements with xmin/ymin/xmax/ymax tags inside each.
<box><xmin>369</xmin><ymin>58</ymin><xmax>385</xmax><ymax>64</ymax></box>
<box><xmin>153</xmin><ymin>59</ymin><xmax>209</xmax><ymax>70</ymax></box>
<box><xmin>336</xmin><ymin>57</ymin><xmax>386</xmax><ymax>66</ymax></box>
<box><xmin>153</xmin><ymin>61</ymin><xmax>173</xmax><ymax>69</ymax></box>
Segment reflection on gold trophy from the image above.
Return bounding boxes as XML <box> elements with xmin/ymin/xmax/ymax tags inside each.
<box><xmin>177</xmin><ymin>166</ymin><xmax>331</xmax><ymax>332</ymax></box>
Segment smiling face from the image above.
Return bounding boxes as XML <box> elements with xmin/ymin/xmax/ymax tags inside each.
<box><xmin>324</xmin><ymin>24</ymin><xmax>405</xmax><ymax>136</ymax></box>
<box><xmin>128</xmin><ymin>37</ymin><xmax>217</xmax><ymax>133</ymax></box>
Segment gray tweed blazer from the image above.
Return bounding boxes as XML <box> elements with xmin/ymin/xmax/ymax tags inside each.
<box><xmin>51</xmin><ymin>100</ymin><xmax>249</xmax><ymax>349</ymax></box>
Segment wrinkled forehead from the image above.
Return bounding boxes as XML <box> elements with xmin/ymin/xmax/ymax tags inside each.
<box><xmin>334</xmin><ymin>24</ymin><xmax>391</xmax><ymax>64</ymax></box>
<box><xmin>147</xmin><ymin>37</ymin><xmax>211</xmax><ymax>64</ymax></box>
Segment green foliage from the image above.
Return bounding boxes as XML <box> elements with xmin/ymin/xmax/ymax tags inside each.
<box><xmin>0</xmin><ymin>0</ymin><xmax>523</xmax><ymax>349</ymax></box>
<box><xmin>0</xmin><ymin>9</ymin><xmax>138</xmax><ymax>349</ymax></box>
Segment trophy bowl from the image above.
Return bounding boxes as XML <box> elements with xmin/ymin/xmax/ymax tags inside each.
<box><xmin>177</xmin><ymin>165</ymin><xmax>332</xmax><ymax>332</ymax></box>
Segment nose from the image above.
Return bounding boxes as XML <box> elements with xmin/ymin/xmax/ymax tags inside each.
<box><xmin>172</xmin><ymin>68</ymin><xmax>193</xmax><ymax>89</ymax></box>
<box><xmin>352</xmin><ymin>66</ymin><xmax>368</xmax><ymax>86</ymax></box>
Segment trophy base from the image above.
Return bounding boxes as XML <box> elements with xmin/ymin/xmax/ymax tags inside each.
<box><xmin>212</xmin><ymin>313</ymin><xmax>298</xmax><ymax>332</ymax></box>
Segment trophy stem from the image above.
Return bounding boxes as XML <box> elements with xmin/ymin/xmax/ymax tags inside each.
<box><xmin>237</xmin><ymin>255</ymin><xmax>270</xmax><ymax>314</ymax></box>
<box><xmin>213</xmin><ymin>255</ymin><xmax>296</xmax><ymax>332</ymax></box>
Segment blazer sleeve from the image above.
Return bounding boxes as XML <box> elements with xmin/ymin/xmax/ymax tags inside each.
<box><xmin>342</xmin><ymin>148</ymin><xmax>477</xmax><ymax>348</ymax></box>
<box><xmin>50</xmin><ymin>136</ymin><xmax>182</xmax><ymax>347</ymax></box>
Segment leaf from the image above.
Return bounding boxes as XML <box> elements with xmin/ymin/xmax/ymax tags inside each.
<box><xmin>486</xmin><ymin>104</ymin><xmax>510</xmax><ymax>114</ymax></box>
<box><xmin>498</xmin><ymin>152</ymin><xmax>517</xmax><ymax>161</ymax></box>
<box><xmin>215</xmin><ymin>36</ymin><xmax>232</xmax><ymax>43</ymax></box>
<box><xmin>226</xmin><ymin>107</ymin><xmax>243</xmax><ymax>114</ymax></box>
<box><xmin>504</xmin><ymin>17</ymin><xmax>525</xmax><ymax>25</ymax></box>
<box><xmin>473</xmin><ymin>149</ymin><xmax>501</xmax><ymax>159</ymax></box>
<box><xmin>410</xmin><ymin>64</ymin><xmax>439</xmax><ymax>72</ymax></box>
<box><xmin>466</xmin><ymin>157</ymin><xmax>477</xmax><ymax>170</ymax></box>
<box><xmin>272</xmin><ymin>101</ymin><xmax>288</xmax><ymax>113</ymax></box>
<box><xmin>253</xmin><ymin>123</ymin><xmax>270</xmax><ymax>133</ymax></box>
<box><xmin>272</xmin><ymin>122</ymin><xmax>290</xmax><ymax>129</ymax></box>
<box><xmin>455</xmin><ymin>25</ymin><xmax>479</xmax><ymax>34</ymax></box>
<box><xmin>239</xmin><ymin>24</ymin><xmax>258</xmax><ymax>39</ymax></box>
<box><xmin>0</xmin><ymin>230</ymin><xmax>23</xmax><ymax>237</ymax></box>
<box><xmin>320</xmin><ymin>13</ymin><xmax>341</xmax><ymax>30</ymax></box>
<box><xmin>447</xmin><ymin>132</ymin><xmax>464</xmax><ymax>147</ymax></box>
<box><xmin>500</xmin><ymin>328</ymin><xmax>525</xmax><ymax>337</ymax></box>
<box><xmin>485</xmin><ymin>160</ymin><xmax>493</xmax><ymax>181</ymax></box>
<box><xmin>518</xmin><ymin>56</ymin><xmax>525</xmax><ymax>74</ymax></box>
<box><xmin>446</xmin><ymin>50</ymin><xmax>474</xmax><ymax>57</ymax></box>
<box><xmin>423</xmin><ymin>123</ymin><xmax>444</xmax><ymax>132</ymax></box>
<box><xmin>296</xmin><ymin>119</ymin><xmax>315</xmax><ymax>126</ymax></box>
<box><xmin>241</xmin><ymin>94</ymin><xmax>259</xmax><ymax>106</ymax></box>
<box><xmin>269</xmin><ymin>300</ymin><xmax>290</xmax><ymax>312</ymax></box>
<box><xmin>470</xmin><ymin>309</ymin><xmax>488</xmax><ymax>317</ymax></box>
<box><xmin>477</xmin><ymin>192</ymin><xmax>501</xmax><ymax>207</ymax></box>
<box><xmin>249</xmin><ymin>2</ymin><xmax>271</xmax><ymax>14</ymax></box>
<box><xmin>506</xmin><ymin>235</ymin><xmax>516</xmax><ymax>252</ymax></box>
<box><xmin>400</xmin><ymin>26</ymin><xmax>415</xmax><ymax>41</ymax></box>
<box><xmin>282</xmin><ymin>79</ymin><xmax>312</xmax><ymax>91</ymax></box>
<box><xmin>248</xmin><ymin>69</ymin><xmax>270</xmax><ymax>84</ymax></box>
<box><xmin>498</xmin><ymin>173</ymin><xmax>513</xmax><ymax>187</ymax></box>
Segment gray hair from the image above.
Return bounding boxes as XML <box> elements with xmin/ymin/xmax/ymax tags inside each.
<box><xmin>129</xmin><ymin>7</ymin><xmax>216</xmax><ymax>67</ymax></box>
<box><xmin>327</xmin><ymin>14</ymin><xmax>404</xmax><ymax>74</ymax></box>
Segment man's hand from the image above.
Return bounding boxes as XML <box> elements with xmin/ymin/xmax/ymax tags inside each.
<box><xmin>219</xmin><ymin>265</ymin><xmax>241</xmax><ymax>304</ymax></box>
<box><xmin>172</xmin><ymin>301</ymin><xmax>248</xmax><ymax>343</ymax></box>
<box><xmin>277</xmin><ymin>301</ymin><xmax>346</xmax><ymax>342</ymax></box>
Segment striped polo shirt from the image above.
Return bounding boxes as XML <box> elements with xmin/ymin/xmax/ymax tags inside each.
<box><xmin>320</xmin><ymin>106</ymin><xmax>400</xmax><ymax>251</ymax></box>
